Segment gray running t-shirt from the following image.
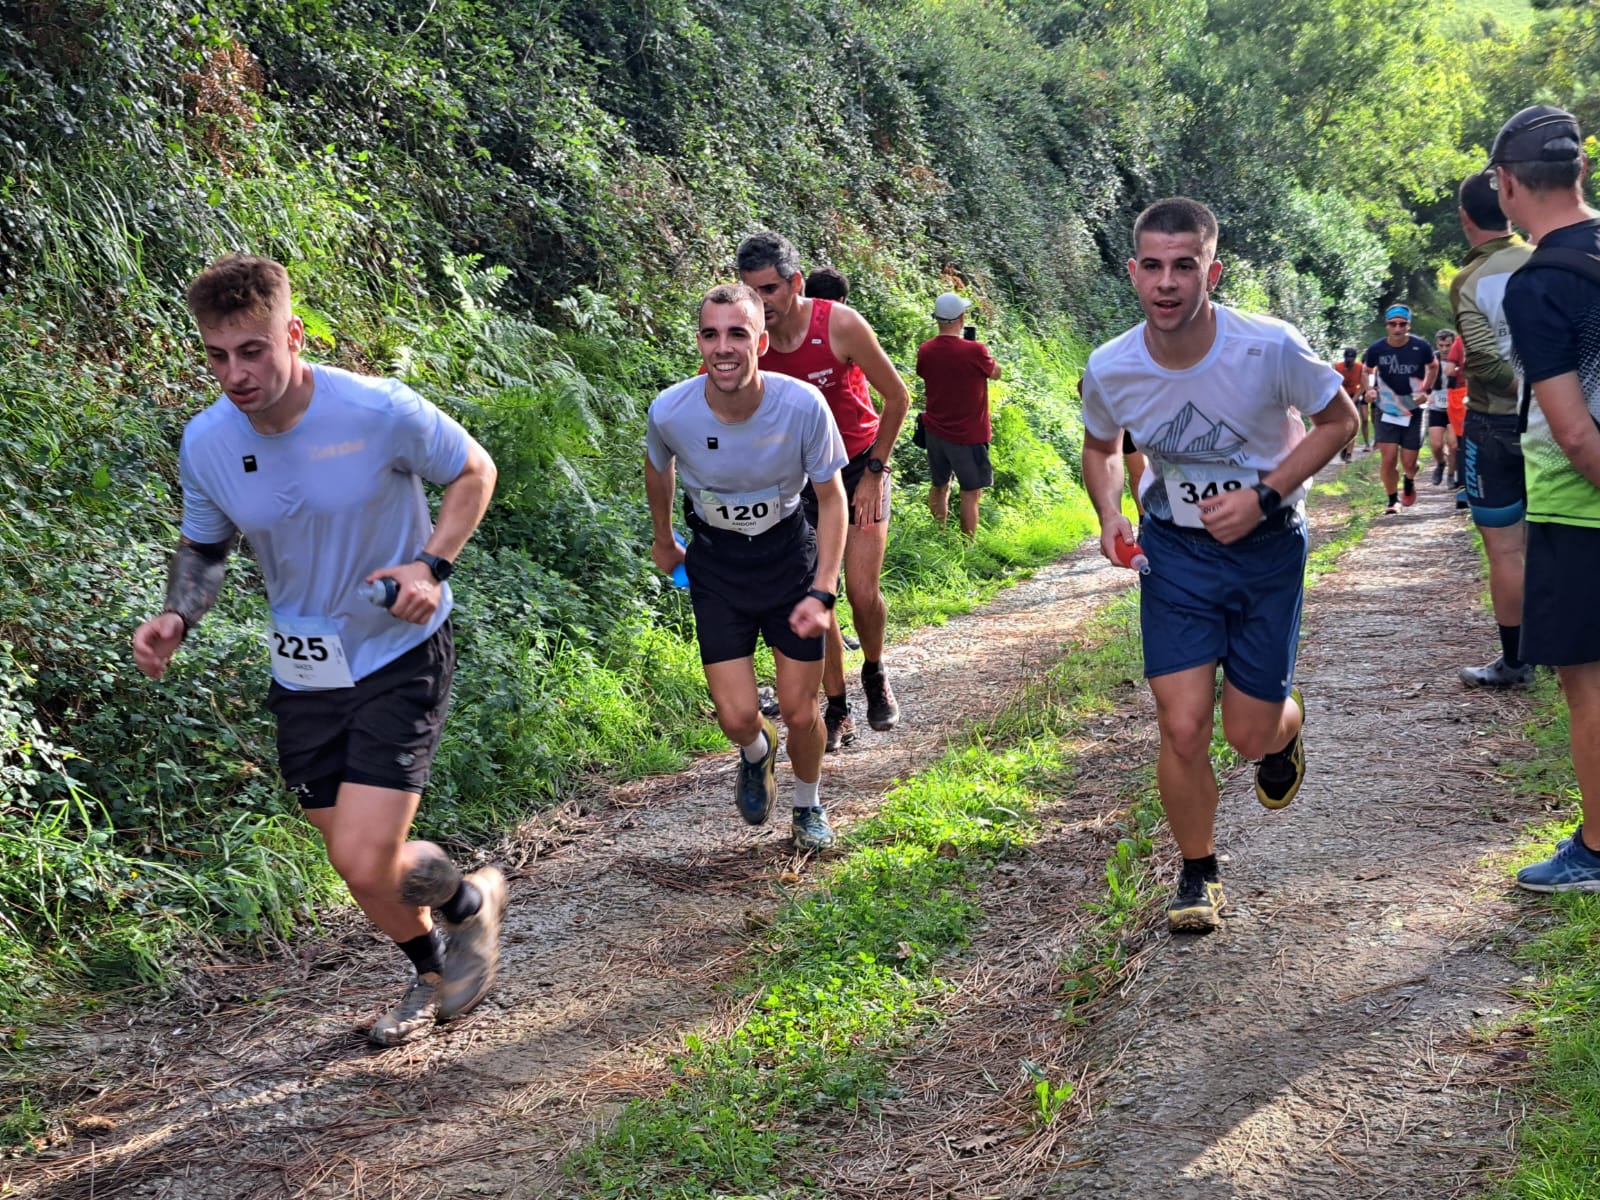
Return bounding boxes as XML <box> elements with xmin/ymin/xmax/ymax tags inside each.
<box><xmin>646</xmin><ymin>372</ymin><xmax>847</xmax><ymax>536</ymax></box>
<box><xmin>179</xmin><ymin>363</ymin><xmax>470</xmax><ymax>687</ymax></box>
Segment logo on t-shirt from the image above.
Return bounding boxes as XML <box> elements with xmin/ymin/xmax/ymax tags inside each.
<box><xmin>242</xmin><ymin>455</ymin><xmax>258</xmax><ymax>473</ymax></box>
<box><xmin>707</xmin><ymin>437</ymin><xmax>718</xmax><ymax>450</ymax></box>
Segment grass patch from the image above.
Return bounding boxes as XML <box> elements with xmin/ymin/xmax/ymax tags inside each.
<box><xmin>567</xmin><ymin>458</ymin><xmax>1386</xmax><ymax>1196</ymax></box>
<box><xmin>1488</xmin><ymin>676</ymin><xmax>1600</xmax><ymax>1198</ymax></box>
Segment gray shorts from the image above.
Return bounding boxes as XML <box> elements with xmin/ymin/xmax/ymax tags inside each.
<box><xmin>927</xmin><ymin>433</ymin><xmax>993</xmax><ymax>490</ymax></box>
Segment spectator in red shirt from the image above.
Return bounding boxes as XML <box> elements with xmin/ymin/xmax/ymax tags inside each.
<box><xmin>915</xmin><ymin>293</ymin><xmax>1002</xmax><ymax>536</ymax></box>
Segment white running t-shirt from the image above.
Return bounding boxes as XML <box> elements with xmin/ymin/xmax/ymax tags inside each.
<box><xmin>1080</xmin><ymin>305</ymin><xmax>1341</xmax><ymax>527</ymax></box>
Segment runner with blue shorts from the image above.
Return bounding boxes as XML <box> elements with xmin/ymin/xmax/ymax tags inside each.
<box><xmin>1080</xmin><ymin>198</ymin><xmax>1358</xmax><ymax>932</ymax></box>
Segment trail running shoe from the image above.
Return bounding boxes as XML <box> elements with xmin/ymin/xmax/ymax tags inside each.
<box><xmin>735</xmin><ymin>716</ymin><xmax>779</xmax><ymax>825</ymax></box>
<box><xmin>1432</xmin><ymin>460</ymin><xmax>1446</xmax><ymax>485</ymax></box>
<box><xmin>792</xmin><ymin>806</ymin><xmax>836</xmax><ymax>852</ymax></box>
<box><xmin>368</xmin><ymin>972</ymin><xmax>442</xmax><ymax>1046</ymax></box>
<box><xmin>1385</xmin><ymin>498</ymin><xmax>1399</xmax><ymax>515</ymax></box>
<box><xmin>1516</xmin><ymin>830</ymin><xmax>1600</xmax><ymax>893</ymax></box>
<box><xmin>1402</xmin><ymin>477</ymin><xmax>1417</xmax><ymax>506</ymax></box>
<box><xmin>1459</xmin><ymin>656</ymin><xmax>1535</xmax><ymax>689</ymax></box>
<box><xmin>437</xmin><ymin>866</ymin><xmax>508</xmax><ymax>1020</ymax></box>
<box><xmin>1255</xmin><ymin>687</ymin><xmax>1305</xmax><ymax>810</ymax></box>
<box><xmin>1167</xmin><ymin>864</ymin><xmax>1226</xmax><ymax>933</ymax></box>
<box><xmin>863</xmin><ymin>667</ymin><xmax>900</xmax><ymax>731</ymax></box>
<box><xmin>1340</xmin><ymin>447</ymin><xmax>1353</xmax><ymax>462</ymax></box>
<box><xmin>824</xmin><ymin>700</ymin><xmax>856</xmax><ymax>752</ymax></box>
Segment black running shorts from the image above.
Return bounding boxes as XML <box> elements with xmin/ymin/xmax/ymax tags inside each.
<box><xmin>801</xmin><ymin>448</ymin><xmax>890</xmax><ymax>528</ymax></box>
<box><xmin>1522</xmin><ymin>521</ymin><xmax>1600</xmax><ymax>667</ymax></box>
<box><xmin>269</xmin><ymin>621</ymin><xmax>455</xmax><ymax>806</ymax></box>
<box><xmin>683</xmin><ymin>511</ymin><xmax>823</xmax><ymax>665</ymax></box>
<box><xmin>1427</xmin><ymin>408</ymin><xmax>1452</xmax><ymax>430</ymax></box>
<box><xmin>1462</xmin><ymin>410</ymin><xmax>1526</xmax><ymax>528</ymax></box>
<box><xmin>1374</xmin><ymin>411</ymin><xmax>1423</xmax><ymax>451</ymax></box>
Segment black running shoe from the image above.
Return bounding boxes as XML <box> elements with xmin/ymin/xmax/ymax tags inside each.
<box><xmin>862</xmin><ymin>666</ymin><xmax>899</xmax><ymax>731</ymax></box>
<box><xmin>823</xmin><ymin>699</ymin><xmax>856</xmax><ymax>752</ymax></box>
<box><xmin>1431</xmin><ymin>460</ymin><xmax>1445</xmax><ymax>485</ymax></box>
<box><xmin>734</xmin><ymin>717</ymin><xmax>779</xmax><ymax>825</ymax></box>
<box><xmin>1254</xmin><ymin>687</ymin><xmax>1305</xmax><ymax>810</ymax></box>
<box><xmin>1168</xmin><ymin>864</ymin><xmax>1226</xmax><ymax>933</ymax></box>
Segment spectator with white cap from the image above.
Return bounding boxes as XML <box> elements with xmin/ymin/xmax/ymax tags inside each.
<box><xmin>915</xmin><ymin>292</ymin><xmax>1003</xmax><ymax>536</ymax></box>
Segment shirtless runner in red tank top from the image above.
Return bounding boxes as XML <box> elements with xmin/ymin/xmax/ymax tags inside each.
<box><xmin>737</xmin><ymin>232</ymin><xmax>911</xmax><ymax>753</ymax></box>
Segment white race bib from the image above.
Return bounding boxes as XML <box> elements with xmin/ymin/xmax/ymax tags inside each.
<box><xmin>1375</xmin><ymin>385</ymin><xmax>1414</xmax><ymax>420</ymax></box>
<box><xmin>265</xmin><ymin>616</ymin><xmax>355</xmax><ymax>689</ymax></box>
<box><xmin>1163</xmin><ymin>462</ymin><xmax>1260</xmax><ymax>529</ymax></box>
<box><xmin>1380</xmin><ymin>409</ymin><xmax>1412</xmax><ymax>426</ymax></box>
<box><xmin>692</xmin><ymin>485</ymin><xmax>784</xmax><ymax>535</ymax></box>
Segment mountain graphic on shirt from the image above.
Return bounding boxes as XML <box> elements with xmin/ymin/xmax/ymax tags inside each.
<box><xmin>1148</xmin><ymin>402</ymin><xmax>1248</xmax><ymax>461</ymax></box>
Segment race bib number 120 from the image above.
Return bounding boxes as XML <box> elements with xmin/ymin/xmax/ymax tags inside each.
<box><xmin>1163</xmin><ymin>462</ymin><xmax>1260</xmax><ymax>530</ymax></box>
<box><xmin>265</xmin><ymin>616</ymin><xmax>355</xmax><ymax>689</ymax></box>
<box><xmin>693</xmin><ymin>485</ymin><xmax>784</xmax><ymax>536</ymax></box>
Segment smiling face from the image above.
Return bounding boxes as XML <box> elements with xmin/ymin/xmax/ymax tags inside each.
<box><xmin>1127</xmin><ymin>230</ymin><xmax>1222</xmax><ymax>337</ymax></box>
<box><xmin>197</xmin><ymin>305</ymin><xmax>306</xmax><ymax>422</ymax></box>
<box><xmin>698</xmin><ymin>295</ymin><xmax>768</xmax><ymax>394</ymax></box>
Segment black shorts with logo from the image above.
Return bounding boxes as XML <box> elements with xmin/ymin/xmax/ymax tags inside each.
<box><xmin>800</xmin><ymin>448</ymin><xmax>890</xmax><ymax>527</ymax></box>
<box><xmin>1462</xmin><ymin>410</ymin><xmax>1526</xmax><ymax>527</ymax></box>
<box><xmin>684</xmin><ymin>510</ymin><xmax>822</xmax><ymax>665</ymax></box>
<box><xmin>1374</xmin><ymin>410</ymin><xmax>1423</xmax><ymax>451</ymax></box>
<box><xmin>269</xmin><ymin>621</ymin><xmax>455</xmax><ymax>807</ymax></box>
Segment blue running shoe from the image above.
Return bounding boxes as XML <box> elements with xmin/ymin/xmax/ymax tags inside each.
<box><xmin>734</xmin><ymin>717</ymin><xmax>779</xmax><ymax>826</ymax></box>
<box><xmin>1516</xmin><ymin>828</ymin><xmax>1600</xmax><ymax>893</ymax></box>
<box><xmin>792</xmin><ymin>806</ymin><xmax>836</xmax><ymax>851</ymax></box>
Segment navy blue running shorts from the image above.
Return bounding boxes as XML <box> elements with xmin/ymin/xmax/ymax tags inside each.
<box><xmin>1138</xmin><ymin>512</ymin><xmax>1309</xmax><ymax>702</ymax></box>
<box><xmin>1462</xmin><ymin>410</ymin><xmax>1526</xmax><ymax>528</ymax></box>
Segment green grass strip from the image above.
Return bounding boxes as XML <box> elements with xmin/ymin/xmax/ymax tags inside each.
<box><xmin>1491</xmin><ymin>683</ymin><xmax>1600</xmax><ymax>1198</ymax></box>
<box><xmin>569</xmin><ymin>460</ymin><xmax>1385</xmax><ymax>1197</ymax></box>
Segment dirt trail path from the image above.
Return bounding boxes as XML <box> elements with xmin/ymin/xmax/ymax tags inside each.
<box><xmin>7</xmin><ymin>532</ymin><xmax>1132</xmax><ymax>1199</ymax></box>
<box><xmin>819</xmin><ymin>476</ymin><xmax>1540</xmax><ymax>1199</ymax></box>
<box><xmin>8</xmin><ymin>469</ymin><xmax>1543</xmax><ymax>1200</ymax></box>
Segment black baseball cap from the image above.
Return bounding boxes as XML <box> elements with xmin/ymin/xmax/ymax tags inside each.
<box><xmin>1342</xmin><ymin>347</ymin><xmax>1358</xmax><ymax>360</ymax></box>
<box><xmin>1489</xmin><ymin>105</ymin><xmax>1583</xmax><ymax>166</ymax></box>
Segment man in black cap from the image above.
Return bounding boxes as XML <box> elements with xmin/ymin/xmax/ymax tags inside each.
<box><xmin>1491</xmin><ymin>104</ymin><xmax>1600</xmax><ymax>891</ymax></box>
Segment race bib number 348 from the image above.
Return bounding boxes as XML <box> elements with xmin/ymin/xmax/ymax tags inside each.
<box><xmin>265</xmin><ymin>616</ymin><xmax>355</xmax><ymax>689</ymax></box>
<box><xmin>1163</xmin><ymin>462</ymin><xmax>1260</xmax><ymax>529</ymax></box>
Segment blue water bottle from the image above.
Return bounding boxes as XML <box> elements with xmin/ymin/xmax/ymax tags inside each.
<box><xmin>362</xmin><ymin>578</ymin><xmax>399</xmax><ymax>608</ymax></box>
<box><xmin>671</xmin><ymin>532</ymin><xmax>689</xmax><ymax>589</ymax></box>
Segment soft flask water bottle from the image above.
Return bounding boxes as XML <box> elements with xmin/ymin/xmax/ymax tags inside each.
<box><xmin>362</xmin><ymin>578</ymin><xmax>399</xmax><ymax>608</ymax></box>
<box><xmin>1112</xmin><ymin>533</ymin><xmax>1150</xmax><ymax>575</ymax></box>
<box><xmin>671</xmin><ymin>532</ymin><xmax>689</xmax><ymax>589</ymax></box>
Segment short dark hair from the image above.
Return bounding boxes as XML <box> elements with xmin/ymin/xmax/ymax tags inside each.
<box><xmin>1132</xmin><ymin>197</ymin><xmax>1219</xmax><ymax>257</ymax></box>
<box><xmin>735</xmin><ymin>231</ymin><xmax>803</xmax><ymax>280</ymax></box>
<box><xmin>1458</xmin><ymin>171</ymin><xmax>1509</xmax><ymax>231</ymax></box>
<box><xmin>1502</xmin><ymin>158</ymin><xmax>1585</xmax><ymax>194</ymax></box>
<box><xmin>804</xmin><ymin>266</ymin><xmax>849</xmax><ymax>301</ymax></box>
<box><xmin>697</xmin><ymin>282</ymin><xmax>764</xmax><ymax>328</ymax></box>
<box><xmin>186</xmin><ymin>253</ymin><xmax>291</xmax><ymax>324</ymax></box>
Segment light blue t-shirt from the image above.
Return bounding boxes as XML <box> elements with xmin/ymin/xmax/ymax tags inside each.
<box><xmin>179</xmin><ymin>363</ymin><xmax>470</xmax><ymax>687</ymax></box>
<box><xmin>646</xmin><ymin>372</ymin><xmax>847</xmax><ymax>537</ymax></box>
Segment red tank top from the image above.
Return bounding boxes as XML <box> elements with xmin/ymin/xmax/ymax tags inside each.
<box><xmin>759</xmin><ymin>298</ymin><xmax>879</xmax><ymax>458</ymax></box>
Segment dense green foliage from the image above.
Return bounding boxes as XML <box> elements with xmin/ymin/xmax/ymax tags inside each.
<box><xmin>0</xmin><ymin>0</ymin><xmax>1585</xmax><ymax>1015</ymax></box>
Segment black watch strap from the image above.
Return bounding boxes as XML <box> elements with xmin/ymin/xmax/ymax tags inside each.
<box><xmin>806</xmin><ymin>587</ymin><xmax>837</xmax><ymax>609</ymax></box>
<box><xmin>1253</xmin><ymin>483</ymin><xmax>1283</xmax><ymax>515</ymax></box>
<box><xmin>416</xmin><ymin>551</ymin><xmax>454</xmax><ymax>582</ymax></box>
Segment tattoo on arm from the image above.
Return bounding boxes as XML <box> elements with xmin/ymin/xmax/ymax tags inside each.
<box><xmin>163</xmin><ymin>538</ymin><xmax>231</xmax><ymax>632</ymax></box>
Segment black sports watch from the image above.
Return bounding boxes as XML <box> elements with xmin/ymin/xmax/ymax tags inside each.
<box><xmin>416</xmin><ymin>551</ymin><xmax>455</xmax><ymax>582</ymax></box>
<box><xmin>1252</xmin><ymin>483</ymin><xmax>1283</xmax><ymax>515</ymax></box>
<box><xmin>865</xmin><ymin>456</ymin><xmax>890</xmax><ymax>475</ymax></box>
<box><xmin>806</xmin><ymin>587</ymin><xmax>837</xmax><ymax>609</ymax></box>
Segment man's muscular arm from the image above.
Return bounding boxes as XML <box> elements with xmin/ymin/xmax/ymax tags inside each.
<box><xmin>830</xmin><ymin>304</ymin><xmax>911</xmax><ymax>459</ymax></box>
<box><xmin>133</xmin><ymin>536</ymin><xmax>232</xmax><ymax>680</ymax></box>
<box><xmin>164</xmin><ymin>537</ymin><xmax>233</xmax><ymax>631</ymax></box>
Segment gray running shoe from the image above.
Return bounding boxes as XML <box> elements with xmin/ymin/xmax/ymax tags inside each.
<box><xmin>1459</xmin><ymin>657</ymin><xmax>1534</xmax><ymax>689</ymax></box>
<box><xmin>368</xmin><ymin>972</ymin><xmax>442</xmax><ymax>1045</ymax></box>
<box><xmin>824</xmin><ymin>700</ymin><xmax>856</xmax><ymax>752</ymax></box>
<box><xmin>437</xmin><ymin>867</ymin><xmax>508</xmax><ymax>1020</ymax></box>
<box><xmin>792</xmin><ymin>806</ymin><xmax>836</xmax><ymax>851</ymax></box>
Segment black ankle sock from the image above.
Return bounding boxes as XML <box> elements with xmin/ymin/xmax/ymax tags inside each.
<box><xmin>1182</xmin><ymin>854</ymin><xmax>1219</xmax><ymax>880</ymax></box>
<box><xmin>1388</xmin><ymin>492</ymin><xmax>1399</xmax><ymax>505</ymax></box>
<box><xmin>437</xmin><ymin>879</ymin><xmax>482</xmax><ymax>924</ymax></box>
<box><xmin>1499</xmin><ymin>624</ymin><xmax>1524</xmax><ymax>670</ymax></box>
<box><xmin>826</xmin><ymin>692</ymin><xmax>849</xmax><ymax>711</ymax></box>
<box><xmin>861</xmin><ymin>659</ymin><xmax>882</xmax><ymax>681</ymax></box>
<box><xmin>398</xmin><ymin>928</ymin><xmax>446</xmax><ymax>976</ymax></box>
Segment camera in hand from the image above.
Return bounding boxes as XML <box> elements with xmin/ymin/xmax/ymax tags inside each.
<box><xmin>963</xmin><ymin>325</ymin><xmax>976</xmax><ymax>340</ymax></box>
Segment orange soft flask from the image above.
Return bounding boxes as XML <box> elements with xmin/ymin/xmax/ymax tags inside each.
<box><xmin>1112</xmin><ymin>533</ymin><xmax>1150</xmax><ymax>575</ymax></box>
